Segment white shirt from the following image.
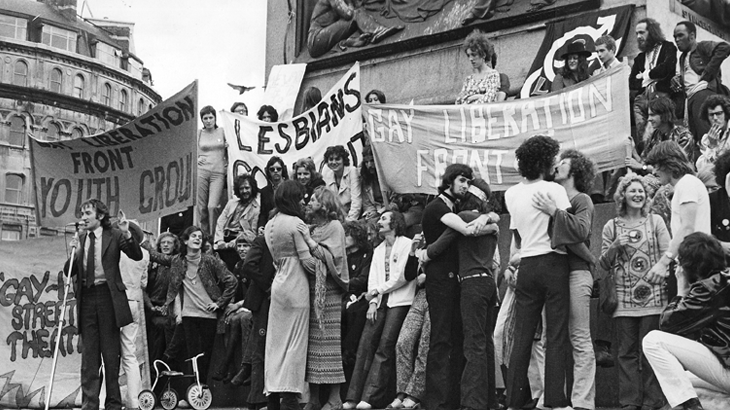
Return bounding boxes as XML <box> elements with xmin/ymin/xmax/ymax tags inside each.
<box><xmin>505</xmin><ymin>180</ymin><xmax>571</xmax><ymax>258</ymax></box>
<box><xmin>671</xmin><ymin>174</ymin><xmax>711</xmax><ymax>236</ymax></box>
<box><xmin>120</xmin><ymin>248</ymin><xmax>149</xmax><ymax>301</ymax></box>
<box><xmin>83</xmin><ymin>226</ymin><xmax>105</xmax><ymax>285</ymax></box>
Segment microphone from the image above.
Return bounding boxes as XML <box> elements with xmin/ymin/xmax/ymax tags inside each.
<box><xmin>65</xmin><ymin>222</ymin><xmax>81</xmax><ymax>230</ymax></box>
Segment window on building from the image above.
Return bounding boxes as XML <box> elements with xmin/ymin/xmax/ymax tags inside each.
<box><xmin>102</xmin><ymin>83</ymin><xmax>112</xmax><ymax>105</ymax></box>
<box><xmin>0</xmin><ymin>15</ymin><xmax>27</xmax><ymax>40</ymax></box>
<box><xmin>72</xmin><ymin>128</ymin><xmax>83</xmax><ymax>139</ymax></box>
<box><xmin>138</xmin><ymin>98</ymin><xmax>145</xmax><ymax>116</ymax></box>
<box><xmin>39</xmin><ymin>227</ymin><xmax>58</xmax><ymax>236</ymax></box>
<box><xmin>5</xmin><ymin>116</ymin><xmax>25</xmax><ymax>147</ymax></box>
<box><xmin>1</xmin><ymin>224</ymin><xmax>22</xmax><ymax>241</ymax></box>
<box><xmin>73</xmin><ymin>74</ymin><xmax>84</xmax><ymax>98</ymax></box>
<box><xmin>4</xmin><ymin>174</ymin><xmax>23</xmax><ymax>204</ymax></box>
<box><xmin>44</xmin><ymin>123</ymin><xmax>60</xmax><ymax>141</ymax></box>
<box><xmin>50</xmin><ymin>67</ymin><xmax>63</xmax><ymax>93</ymax></box>
<box><xmin>13</xmin><ymin>60</ymin><xmax>28</xmax><ymax>86</ymax></box>
<box><xmin>96</xmin><ymin>41</ymin><xmax>120</xmax><ymax>67</ymax></box>
<box><xmin>41</xmin><ymin>25</ymin><xmax>77</xmax><ymax>52</ymax></box>
<box><xmin>120</xmin><ymin>89</ymin><xmax>128</xmax><ymax>112</ymax></box>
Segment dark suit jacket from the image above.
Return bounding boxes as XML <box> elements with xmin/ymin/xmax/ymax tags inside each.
<box><xmin>242</xmin><ymin>236</ymin><xmax>275</xmax><ymax>312</ymax></box>
<box><xmin>629</xmin><ymin>40</ymin><xmax>677</xmax><ymax>95</ymax></box>
<box><xmin>65</xmin><ymin>226</ymin><xmax>143</xmax><ymax>332</ymax></box>
<box><xmin>680</xmin><ymin>40</ymin><xmax>730</xmax><ymax>93</ymax></box>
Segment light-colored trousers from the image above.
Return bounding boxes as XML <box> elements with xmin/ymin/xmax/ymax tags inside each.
<box><xmin>569</xmin><ymin>270</ymin><xmax>596</xmax><ymax>409</ymax></box>
<box><xmin>120</xmin><ymin>300</ymin><xmax>143</xmax><ymax>408</ymax></box>
<box><xmin>643</xmin><ymin>330</ymin><xmax>730</xmax><ymax>408</ymax></box>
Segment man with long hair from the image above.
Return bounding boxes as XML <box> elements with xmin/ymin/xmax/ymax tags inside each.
<box><xmin>533</xmin><ymin>150</ymin><xmax>597</xmax><ymax>410</ymax></box>
<box><xmin>630</xmin><ymin>18</ymin><xmax>677</xmax><ymax>141</ymax></box>
<box><xmin>504</xmin><ymin>135</ymin><xmax>572</xmax><ymax>410</ymax></box>
<box><xmin>421</xmin><ymin>164</ymin><xmax>494</xmax><ymax>410</ymax></box>
<box><xmin>644</xmin><ymin>141</ymin><xmax>711</xmax><ymax>284</ymax></box>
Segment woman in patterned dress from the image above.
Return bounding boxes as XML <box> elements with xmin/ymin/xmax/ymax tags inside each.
<box><xmin>455</xmin><ymin>30</ymin><xmax>504</xmax><ymax>105</ymax></box>
<box><xmin>599</xmin><ymin>174</ymin><xmax>671</xmax><ymax>410</ymax></box>
<box><xmin>297</xmin><ymin>186</ymin><xmax>350</xmax><ymax>410</ymax></box>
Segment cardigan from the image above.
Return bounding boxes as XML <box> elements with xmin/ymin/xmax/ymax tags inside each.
<box><xmin>369</xmin><ymin>235</ymin><xmax>416</xmax><ymax>308</ymax></box>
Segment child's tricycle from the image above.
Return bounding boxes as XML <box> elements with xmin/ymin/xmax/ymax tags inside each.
<box><xmin>138</xmin><ymin>353</ymin><xmax>212</xmax><ymax>410</ymax></box>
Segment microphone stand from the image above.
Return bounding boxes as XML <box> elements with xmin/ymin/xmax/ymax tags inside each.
<box><xmin>44</xmin><ymin>223</ymin><xmax>79</xmax><ymax>410</ymax></box>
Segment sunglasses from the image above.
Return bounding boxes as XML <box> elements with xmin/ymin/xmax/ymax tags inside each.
<box><xmin>269</xmin><ymin>166</ymin><xmax>282</xmax><ymax>172</ymax></box>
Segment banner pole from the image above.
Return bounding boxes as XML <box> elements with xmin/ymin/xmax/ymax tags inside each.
<box><xmin>44</xmin><ymin>226</ymin><xmax>79</xmax><ymax>410</ymax></box>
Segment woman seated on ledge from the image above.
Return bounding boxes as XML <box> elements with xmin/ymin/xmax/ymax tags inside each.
<box><xmin>643</xmin><ymin>232</ymin><xmax>730</xmax><ymax>410</ymax></box>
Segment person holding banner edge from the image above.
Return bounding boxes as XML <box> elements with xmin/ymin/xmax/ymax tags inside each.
<box><xmin>322</xmin><ymin>145</ymin><xmax>362</xmax><ymax>221</ymax></box>
<box><xmin>64</xmin><ymin>200</ymin><xmax>143</xmax><ymax>410</ymax></box>
<box><xmin>197</xmin><ymin>105</ymin><xmax>228</xmax><ymax>239</ymax></box>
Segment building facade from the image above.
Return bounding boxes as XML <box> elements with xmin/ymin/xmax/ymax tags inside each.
<box><xmin>0</xmin><ymin>0</ymin><xmax>161</xmax><ymax>240</ymax></box>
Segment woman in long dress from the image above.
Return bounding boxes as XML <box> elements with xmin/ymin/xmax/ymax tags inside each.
<box><xmin>263</xmin><ymin>180</ymin><xmax>318</xmax><ymax>410</ymax></box>
<box><xmin>297</xmin><ymin>186</ymin><xmax>349</xmax><ymax>410</ymax></box>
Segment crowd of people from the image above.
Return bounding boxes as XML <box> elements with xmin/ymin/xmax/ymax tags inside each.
<box><xmin>61</xmin><ymin>19</ymin><xmax>730</xmax><ymax>410</ymax></box>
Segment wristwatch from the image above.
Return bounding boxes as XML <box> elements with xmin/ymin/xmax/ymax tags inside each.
<box><xmin>642</xmin><ymin>165</ymin><xmax>647</xmax><ymax>171</ymax></box>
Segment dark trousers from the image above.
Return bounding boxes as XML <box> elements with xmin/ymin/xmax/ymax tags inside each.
<box><xmin>80</xmin><ymin>285</ymin><xmax>123</xmax><ymax>410</ymax></box>
<box><xmin>248</xmin><ymin>299</ymin><xmax>270</xmax><ymax>405</ymax></box>
<box><xmin>506</xmin><ymin>253</ymin><xmax>571</xmax><ymax>409</ymax></box>
<box><xmin>182</xmin><ymin>317</ymin><xmax>217</xmax><ymax>383</ymax></box>
<box><xmin>347</xmin><ymin>302</ymin><xmax>409</xmax><ymax>407</ymax></box>
<box><xmin>425</xmin><ymin>273</ymin><xmax>463</xmax><ymax>410</ymax></box>
<box><xmin>461</xmin><ymin>277</ymin><xmax>497</xmax><ymax>410</ymax></box>
<box><xmin>615</xmin><ymin>316</ymin><xmax>664</xmax><ymax>408</ymax></box>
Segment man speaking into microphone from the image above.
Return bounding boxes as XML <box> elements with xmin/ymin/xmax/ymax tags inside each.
<box><xmin>64</xmin><ymin>199</ymin><xmax>142</xmax><ymax>410</ymax></box>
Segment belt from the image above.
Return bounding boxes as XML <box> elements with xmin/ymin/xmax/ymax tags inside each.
<box><xmin>83</xmin><ymin>281</ymin><xmax>108</xmax><ymax>290</ymax></box>
<box><xmin>458</xmin><ymin>272</ymin><xmax>491</xmax><ymax>283</ymax></box>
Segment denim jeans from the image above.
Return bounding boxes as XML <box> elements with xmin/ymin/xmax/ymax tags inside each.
<box><xmin>643</xmin><ymin>330</ymin><xmax>730</xmax><ymax>408</ymax></box>
<box><xmin>196</xmin><ymin>168</ymin><xmax>225</xmax><ymax>238</ymax></box>
<box><xmin>569</xmin><ymin>270</ymin><xmax>596</xmax><ymax>409</ymax></box>
<box><xmin>506</xmin><ymin>253</ymin><xmax>570</xmax><ymax>409</ymax></box>
<box><xmin>396</xmin><ymin>289</ymin><xmax>430</xmax><ymax>401</ymax></box>
<box><xmin>460</xmin><ymin>277</ymin><xmax>497</xmax><ymax>410</ymax></box>
<box><xmin>615</xmin><ymin>315</ymin><xmax>664</xmax><ymax>408</ymax></box>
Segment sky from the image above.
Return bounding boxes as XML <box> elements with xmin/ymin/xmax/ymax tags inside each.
<box><xmin>84</xmin><ymin>0</ymin><xmax>268</xmax><ymax>114</ymax></box>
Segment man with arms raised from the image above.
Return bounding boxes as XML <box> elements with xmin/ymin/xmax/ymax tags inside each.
<box><xmin>504</xmin><ymin>135</ymin><xmax>572</xmax><ymax>410</ymax></box>
<box><xmin>65</xmin><ymin>199</ymin><xmax>142</xmax><ymax>410</ymax></box>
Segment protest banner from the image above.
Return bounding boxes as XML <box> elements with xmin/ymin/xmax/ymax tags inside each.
<box><xmin>262</xmin><ymin>63</ymin><xmax>308</xmax><ymax>121</ymax></box>
<box><xmin>30</xmin><ymin>81</ymin><xmax>198</xmax><ymax>227</ymax></box>
<box><xmin>520</xmin><ymin>5</ymin><xmax>633</xmax><ymax>98</ymax></box>
<box><xmin>0</xmin><ymin>236</ymin><xmax>148</xmax><ymax>408</ymax></box>
<box><xmin>365</xmin><ymin>64</ymin><xmax>631</xmax><ymax>194</ymax></box>
<box><xmin>221</xmin><ymin>63</ymin><xmax>364</xmax><ymax>191</ymax></box>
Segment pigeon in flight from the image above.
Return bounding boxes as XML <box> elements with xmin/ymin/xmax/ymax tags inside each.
<box><xmin>227</xmin><ymin>83</ymin><xmax>257</xmax><ymax>94</ymax></box>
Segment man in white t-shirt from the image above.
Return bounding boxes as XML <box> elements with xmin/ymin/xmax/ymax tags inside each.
<box><xmin>645</xmin><ymin>140</ymin><xmax>710</xmax><ymax>284</ymax></box>
<box><xmin>504</xmin><ymin>135</ymin><xmax>573</xmax><ymax>410</ymax></box>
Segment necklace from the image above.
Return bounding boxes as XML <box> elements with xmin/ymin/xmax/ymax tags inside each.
<box><xmin>185</xmin><ymin>254</ymin><xmax>201</xmax><ymax>284</ymax></box>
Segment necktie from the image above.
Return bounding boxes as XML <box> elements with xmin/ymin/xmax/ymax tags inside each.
<box><xmin>86</xmin><ymin>232</ymin><xmax>96</xmax><ymax>287</ymax></box>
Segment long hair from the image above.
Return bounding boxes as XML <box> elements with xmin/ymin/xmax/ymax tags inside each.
<box><xmin>637</xmin><ymin>18</ymin><xmax>665</xmax><ymax>51</ymax></box>
<box><xmin>560</xmin><ymin>55</ymin><xmax>590</xmax><ymax>84</ymax></box>
<box><xmin>265</xmin><ymin>156</ymin><xmax>289</xmax><ymax>181</ymax></box>
<box><xmin>273</xmin><ymin>180</ymin><xmax>305</xmax><ymax>219</ymax></box>
<box><xmin>302</xmin><ymin>87</ymin><xmax>322</xmax><ymax>112</ymax></box>
<box><xmin>360</xmin><ymin>144</ymin><xmax>378</xmax><ymax>185</ymax></box>
<box><xmin>382</xmin><ymin>210</ymin><xmax>407</xmax><ymax>237</ymax></box>
<box><xmin>179</xmin><ymin>226</ymin><xmax>206</xmax><ymax>256</ymax></box>
<box><xmin>311</xmin><ymin>186</ymin><xmax>346</xmax><ymax>222</ymax></box>
<box><xmin>343</xmin><ymin>220</ymin><xmax>371</xmax><ymax>253</ymax></box>
<box><xmin>293</xmin><ymin>157</ymin><xmax>321</xmax><ymax>185</ymax></box>
<box><xmin>644</xmin><ymin>140</ymin><xmax>695</xmax><ymax>179</ymax></box>
<box><xmin>648</xmin><ymin>96</ymin><xmax>679</xmax><ymax>127</ymax></box>
<box><xmin>199</xmin><ymin>105</ymin><xmax>217</xmax><ymax>129</ymax></box>
<box><xmin>561</xmin><ymin>149</ymin><xmax>596</xmax><ymax>194</ymax></box>
<box><xmin>233</xmin><ymin>174</ymin><xmax>259</xmax><ymax>201</ymax></box>
<box><xmin>80</xmin><ymin>198</ymin><xmax>111</xmax><ymax>229</ymax></box>
<box><xmin>678</xmin><ymin>232</ymin><xmax>727</xmax><ymax>282</ymax></box>
<box><xmin>156</xmin><ymin>232</ymin><xmax>180</xmax><ymax>255</ymax></box>
<box><xmin>613</xmin><ymin>174</ymin><xmax>652</xmax><ymax>217</ymax></box>
<box><xmin>438</xmin><ymin>163</ymin><xmax>473</xmax><ymax>194</ymax></box>
<box><xmin>515</xmin><ymin>135</ymin><xmax>560</xmax><ymax>180</ymax></box>
<box><xmin>257</xmin><ymin>105</ymin><xmax>279</xmax><ymax>122</ymax></box>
